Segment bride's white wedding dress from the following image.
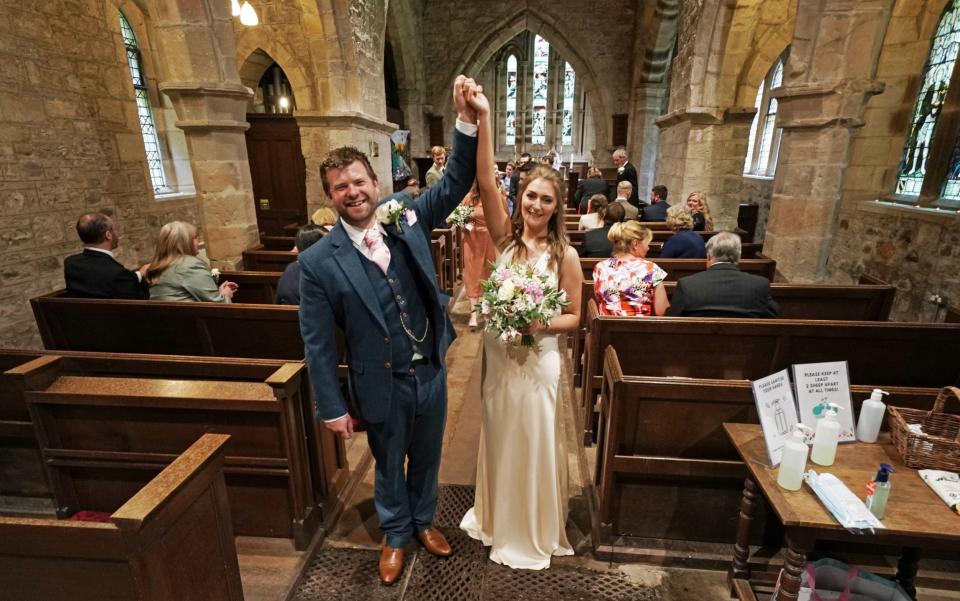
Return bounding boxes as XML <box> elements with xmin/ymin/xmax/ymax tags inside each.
<box><xmin>460</xmin><ymin>246</ymin><xmax>574</xmax><ymax>570</ymax></box>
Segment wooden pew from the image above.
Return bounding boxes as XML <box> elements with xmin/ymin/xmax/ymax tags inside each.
<box><xmin>222</xmin><ymin>270</ymin><xmax>283</xmax><ymax>304</ymax></box>
<box><xmin>261</xmin><ymin>235</ymin><xmax>296</xmax><ymax>251</ymax></box>
<box><xmin>1</xmin><ymin>350</ymin><xmax>49</xmax><ymax>500</ymax></box>
<box><xmin>1</xmin><ymin>350</ymin><xmax>348</xmax><ymax>534</ymax></box>
<box><xmin>570</xmin><ymin>279</ymin><xmax>896</xmax><ymax>388</ymax></box>
<box><xmin>566</xmin><ymin>217</ymin><xmax>671</xmax><ymax>231</ymax></box>
<box><xmin>15</xmin><ymin>355</ymin><xmax>327</xmax><ymax>549</ymax></box>
<box><xmin>579</xmin><ymin>299</ymin><xmax>960</xmax><ymax>443</ymax></box>
<box><xmin>31</xmin><ymin>290</ymin><xmax>311</xmax><ymax>360</ymax></box>
<box><xmin>593</xmin><ymin>346</ymin><xmax>950</xmax><ymax>560</ymax></box>
<box><xmin>0</xmin><ymin>433</ymin><xmax>243</xmax><ymax>601</ymax></box>
<box><xmin>243</xmin><ymin>244</ymin><xmax>298</xmax><ymax>272</ymax></box>
<box><xmin>946</xmin><ymin>304</ymin><xmax>960</xmax><ymax>323</ymax></box>
<box><xmin>570</xmin><ymin>236</ymin><xmax>762</xmax><ymax>259</ymax></box>
<box><xmin>580</xmin><ymin>256</ymin><xmax>777</xmax><ymax>282</ymax></box>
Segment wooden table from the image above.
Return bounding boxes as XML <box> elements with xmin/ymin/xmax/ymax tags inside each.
<box><xmin>724</xmin><ymin>423</ymin><xmax>960</xmax><ymax>601</ymax></box>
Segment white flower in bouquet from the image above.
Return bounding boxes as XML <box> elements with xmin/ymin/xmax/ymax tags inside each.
<box><xmin>210</xmin><ymin>268</ymin><xmax>220</xmax><ymax>282</ymax></box>
<box><xmin>445</xmin><ymin>205</ymin><xmax>474</xmax><ymax>230</ymax></box>
<box><xmin>479</xmin><ymin>262</ymin><xmax>569</xmax><ymax>349</ymax></box>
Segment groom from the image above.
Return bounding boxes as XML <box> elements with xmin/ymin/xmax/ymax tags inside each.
<box><xmin>299</xmin><ymin>76</ymin><xmax>484</xmax><ymax>584</ymax></box>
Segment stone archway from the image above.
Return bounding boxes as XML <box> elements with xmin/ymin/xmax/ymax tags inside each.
<box><xmin>435</xmin><ymin>10</ymin><xmax>612</xmax><ymax>154</ymax></box>
<box><xmin>235</xmin><ymin>37</ymin><xmax>316</xmax><ymax>113</ymax></box>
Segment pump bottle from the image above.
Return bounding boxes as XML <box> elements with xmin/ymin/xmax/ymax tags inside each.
<box><xmin>865</xmin><ymin>463</ymin><xmax>896</xmax><ymax>520</ymax></box>
<box><xmin>777</xmin><ymin>424</ymin><xmax>814</xmax><ymax>491</ymax></box>
<box><xmin>811</xmin><ymin>403</ymin><xmax>842</xmax><ymax>466</ymax></box>
<box><xmin>856</xmin><ymin>389</ymin><xmax>889</xmax><ymax>443</ymax></box>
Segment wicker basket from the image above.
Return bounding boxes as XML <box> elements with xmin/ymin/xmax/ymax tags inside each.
<box><xmin>887</xmin><ymin>386</ymin><xmax>960</xmax><ymax>471</ymax></box>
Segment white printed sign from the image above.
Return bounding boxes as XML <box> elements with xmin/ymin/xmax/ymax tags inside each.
<box><xmin>792</xmin><ymin>361</ymin><xmax>855</xmax><ymax>442</ymax></box>
<box><xmin>751</xmin><ymin>369</ymin><xmax>800</xmax><ymax>466</ymax></box>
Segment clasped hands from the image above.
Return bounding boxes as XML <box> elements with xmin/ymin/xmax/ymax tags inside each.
<box><xmin>453</xmin><ymin>75</ymin><xmax>490</xmax><ymax>125</ymax></box>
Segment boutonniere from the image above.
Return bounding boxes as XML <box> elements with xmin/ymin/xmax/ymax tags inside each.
<box><xmin>210</xmin><ymin>268</ymin><xmax>220</xmax><ymax>283</ymax></box>
<box><xmin>617</xmin><ymin>166</ymin><xmax>625</xmax><ymax>174</ymax></box>
<box><xmin>376</xmin><ymin>199</ymin><xmax>418</xmax><ymax>233</ymax></box>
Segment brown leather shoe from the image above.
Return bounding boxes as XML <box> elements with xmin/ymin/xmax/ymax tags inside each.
<box><xmin>417</xmin><ymin>527</ymin><xmax>452</xmax><ymax>557</ymax></box>
<box><xmin>379</xmin><ymin>545</ymin><xmax>404</xmax><ymax>585</ymax></box>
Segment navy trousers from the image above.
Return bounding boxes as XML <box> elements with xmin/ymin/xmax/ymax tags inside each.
<box><xmin>364</xmin><ymin>361</ymin><xmax>447</xmax><ymax>547</ymax></box>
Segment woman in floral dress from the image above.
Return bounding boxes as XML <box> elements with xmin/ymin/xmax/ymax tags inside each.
<box><xmin>593</xmin><ymin>221</ymin><xmax>670</xmax><ymax>316</ymax></box>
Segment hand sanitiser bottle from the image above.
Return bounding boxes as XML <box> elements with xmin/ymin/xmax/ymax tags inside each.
<box><xmin>865</xmin><ymin>463</ymin><xmax>896</xmax><ymax>520</ymax></box>
<box><xmin>855</xmin><ymin>388</ymin><xmax>889</xmax><ymax>443</ymax></box>
<box><xmin>777</xmin><ymin>424</ymin><xmax>814</xmax><ymax>491</ymax></box>
<box><xmin>811</xmin><ymin>403</ymin><xmax>842</xmax><ymax>466</ymax></box>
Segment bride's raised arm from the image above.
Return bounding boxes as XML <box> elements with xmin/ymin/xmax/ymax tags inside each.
<box><xmin>471</xmin><ymin>89</ymin><xmax>512</xmax><ymax>249</ymax></box>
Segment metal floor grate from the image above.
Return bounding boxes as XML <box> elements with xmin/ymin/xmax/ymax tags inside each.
<box><xmin>293</xmin><ymin>486</ymin><xmax>659</xmax><ymax>600</ymax></box>
<box><xmin>433</xmin><ymin>483</ymin><xmax>475</xmax><ymax>529</ymax></box>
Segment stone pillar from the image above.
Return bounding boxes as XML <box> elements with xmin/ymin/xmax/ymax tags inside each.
<box><xmin>762</xmin><ymin>0</ymin><xmax>893</xmax><ymax>282</ymax></box>
<box><xmin>655</xmin><ymin>107</ymin><xmax>757</xmax><ymax>231</ymax></box>
<box><xmin>296</xmin><ymin>111</ymin><xmax>397</xmax><ymax>216</ymax></box>
<box><xmin>629</xmin><ymin>83</ymin><xmax>669</xmax><ymax>199</ymax></box>
<box><xmin>398</xmin><ymin>88</ymin><xmax>429</xmax><ymax>162</ymax></box>
<box><xmin>152</xmin><ymin>0</ymin><xmax>259</xmax><ymax>268</ymax></box>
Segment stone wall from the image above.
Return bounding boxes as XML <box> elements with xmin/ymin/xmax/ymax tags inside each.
<box><xmin>667</xmin><ymin>0</ymin><xmax>705</xmax><ymax>113</ymax></box>
<box><xmin>0</xmin><ymin>0</ymin><xmax>198</xmax><ymax>349</ymax></box>
<box><xmin>823</xmin><ymin>0</ymin><xmax>959</xmax><ymax>320</ymax></box>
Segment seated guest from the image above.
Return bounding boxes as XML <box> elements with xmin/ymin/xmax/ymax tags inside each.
<box><xmin>612</xmin><ymin>181</ymin><xmax>639</xmax><ymax>220</ymax></box>
<box><xmin>660</xmin><ymin>204</ymin><xmax>707</xmax><ymax>259</ymax></box>
<box><xmin>687</xmin><ymin>191</ymin><xmax>713</xmax><ymax>231</ymax></box>
<box><xmin>578</xmin><ymin>195</ymin><xmax>608</xmax><ymax>231</ymax></box>
<box><xmin>593</xmin><ymin>221</ymin><xmax>669</xmax><ymax>316</ymax></box>
<box><xmin>147</xmin><ymin>221</ymin><xmax>238</xmax><ymax>303</ymax></box>
<box><xmin>576</xmin><ymin>167</ymin><xmax>610</xmax><ymax>213</ymax></box>
<box><xmin>667</xmin><ymin>231</ymin><xmax>778</xmax><ymax>317</ymax></box>
<box><xmin>64</xmin><ymin>212</ymin><xmax>149</xmax><ymax>299</ymax></box>
<box><xmin>641</xmin><ymin>185</ymin><xmax>669</xmax><ymax>222</ymax></box>
<box><xmin>311</xmin><ymin>207</ymin><xmax>338</xmax><ymax>232</ymax></box>
<box><xmin>582</xmin><ymin>202</ymin><xmax>624</xmax><ymax>258</ymax></box>
<box><xmin>276</xmin><ymin>225</ymin><xmax>325</xmax><ymax>305</ymax></box>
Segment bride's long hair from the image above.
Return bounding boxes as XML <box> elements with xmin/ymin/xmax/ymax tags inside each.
<box><xmin>509</xmin><ymin>165</ymin><xmax>569</xmax><ymax>270</ymax></box>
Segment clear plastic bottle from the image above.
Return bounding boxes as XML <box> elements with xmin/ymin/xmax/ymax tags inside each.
<box><xmin>777</xmin><ymin>424</ymin><xmax>814</xmax><ymax>491</ymax></box>
<box><xmin>811</xmin><ymin>404</ymin><xmax>842</xmax><ymax>466</ymax></box>
<box><xmin>865</xmin><ymin>463</ymin><xmax>896</xmax><ymax>520</ymax></box>
<box><xmin>855</xmin><ymin>389</ymin><xmax>889</xmax><ymax>443</ymax></box>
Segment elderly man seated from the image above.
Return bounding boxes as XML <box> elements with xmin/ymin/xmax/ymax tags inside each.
<box><xmin>666</xmin><ymin>231</ymin><xmax>778</xmax><ymax>318</ymax></box>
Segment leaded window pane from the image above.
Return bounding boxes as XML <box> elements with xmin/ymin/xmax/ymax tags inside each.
<box><xmin>118</xmin><ymin>11</ymin><xmax>166</xmax><ymax>192</ymax></box>
<box><xmin>895</xmin><ymin>0</ymin><xmax>960</xmax><ymax>197</ymax></box>
<box><xmin>506</xmin><ymin>55</ymin><xmax>517</xmax><ymax>146</ymax></box>
<box><xmin>743</xmin><ymin>80</ymin><xmax>764</xmax><ymax>174</ymax></box>
<box><xmin>562</xmin><ymin>62</ymin><xmax>575</xmax><ymax>146</ymax></box>
<box><xmin>531</xmin><ymin>35</ymin><xmax>549</xmax><ymax>145</ymax></box>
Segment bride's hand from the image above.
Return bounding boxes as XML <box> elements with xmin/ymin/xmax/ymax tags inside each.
<box><xmin>522</xmin><ymin>320</ymin><xmax>548</xmax><ymax>335</ymax></box>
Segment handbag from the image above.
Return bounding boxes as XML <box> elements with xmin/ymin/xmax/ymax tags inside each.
<box><xmin>793</xmin><ymin>558</ymin><xmax>912</xmax><ymax>601</ymax></box>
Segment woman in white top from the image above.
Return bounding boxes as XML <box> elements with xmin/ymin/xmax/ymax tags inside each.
<box><xmin>577</xmin><ymin>194</ymin><xmax>608</xmax><ymax>231</ymax></box>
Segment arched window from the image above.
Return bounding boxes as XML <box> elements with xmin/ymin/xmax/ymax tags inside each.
<box><xmin>531</xmin><ymin>35</ymin><xmax>549</xmax><ymax>145</ymax></box>
<box><xmin>743</xmin><ymin>53</ymin><xmax>786</xmax><ymax>177</ymax></box>
<box><xmin>562</xmin><ymin>62</ymin><xmax>576</xmax><ymax>146</ymax></box>
<box><xmin>119</xmin><ymin>11</ymin><xmax>166</xmax><ymax>192</ymax></box>
<box><xmin>505</xmin><ymin>55</ymin><xmax>518</xmax><ymax>146</ymax></box>
<box><xmin>894</xmin><ymin>1</ymin><xmax>960</xmax><ymax>204</ymax></box>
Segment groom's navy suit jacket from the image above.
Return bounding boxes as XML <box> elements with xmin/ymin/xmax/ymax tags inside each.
<box><xmin>298</xmin><ymin>130</ymin><xmax>477</xmax><ymax>423</ymax></box>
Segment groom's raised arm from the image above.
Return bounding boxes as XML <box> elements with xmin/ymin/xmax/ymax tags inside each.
<box><xmin>414</xmin><ymin>76</ymin><xmax>486</xmax><ymax>232</ymax></box>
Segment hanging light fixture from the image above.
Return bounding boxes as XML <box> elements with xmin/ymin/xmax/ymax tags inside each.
<box><xmin>239</xmin><ymin>1</ymin><xmax>259</xmax><ymax>26</ymax></box>
<box><xmin>231</xmin><ymin>0</ymin><xmax>241</xmax><ymax>16</ymax></box>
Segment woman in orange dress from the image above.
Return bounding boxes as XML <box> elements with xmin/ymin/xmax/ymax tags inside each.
<box><xmin>462</xmin><ymin>176</ymin><xmax>507</xmax><ymax>329</ymax></box>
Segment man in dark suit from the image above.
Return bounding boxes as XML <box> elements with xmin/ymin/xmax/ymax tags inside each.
<box><xmin>581</xmin><ymin>202</ymin><xmax>624</xmax><ymax>258</ymax></box>
<box><xmin>274</xmin><ymin>224</ymin><xmax>325</xmax><ymax>305</ymax></box>
<box><xmin>64</xmin><ymin>212</ymin><xmax>148</xmax><ymax>299</ymax></box>
<box><xmin>575</xmin><ymin>166</ymin><xmax>611</xmax><ymax>213</ymax></box>
<box><xmin>613</xmin><ymin>148</ymin><xmax>639</xmax><ymax>208</ymax></box>
<box><xmin>667</xmin><ymin>231</ymin><xmax>779</xmax><ymax>317</ymax></box>
<box><xmin>298</xmin><ymin>75</ymin><xmax>483</xmax><ymax>584</ymax></box>
<box><xmin>641</xmin><ymin>184</ymin><xmax>670</xmax><ymax>222</ymax></box>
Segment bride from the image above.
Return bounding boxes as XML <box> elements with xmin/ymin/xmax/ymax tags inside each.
<box><xmin>459</xmin><ymin>87</ymin><xmax>583</xmax><ymax>570</ymax></box>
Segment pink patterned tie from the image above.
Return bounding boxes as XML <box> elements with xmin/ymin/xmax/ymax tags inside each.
<box><xmin>364</xmin><ymin>227</ymin><xmax>391</xmax><ymax>274</ymax></box>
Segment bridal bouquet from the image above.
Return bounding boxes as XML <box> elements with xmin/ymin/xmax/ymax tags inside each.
<box><xmin>479</xmin><ymin>263</ymin><xmax>568</xmax><ymax>348</ymax></box>
<box><xmin>446</xmin><ymin>205</ymin><xmax>474</xmax><ymax>230</ymax></box>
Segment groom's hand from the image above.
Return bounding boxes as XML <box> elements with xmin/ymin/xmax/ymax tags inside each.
<box><xmin>325</xmin><ymin>415</ymin><xmax>354</xmax><ymax>440</ymax></box>
<box><xmin>453</xmin><ymin>74</ymin><xmax>478</xmax><ymax>124</ymax></box>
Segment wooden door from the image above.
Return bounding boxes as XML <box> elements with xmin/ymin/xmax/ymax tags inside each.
<box><xmin>246</xmin><ymin>115</ymin><xmax>307</xmax><ymax>236</ymax></box>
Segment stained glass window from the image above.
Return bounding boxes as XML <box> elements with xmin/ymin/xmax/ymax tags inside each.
<box><xmin>743</xmin><ymin>54</ymin><xmax>785</xmax><ymax>177</ymax></box>
<box><xmin>561</xmin><ymin>62</ymin><xmax>575</xmax><ymax>146</ymax></box>
<box><xmin>531</xmin><ymin>35</ymin><xmax>549</xmax><ymax>145</ymax></box>
<box><xmin>505</xmin><ymin>55</ymin><xmax>517</xmax><ymax>146</ymax></box>
<box><xmin>119</xmin><ymin>11</ymin><xmax>166</xmax><ymax>192</ymax></box>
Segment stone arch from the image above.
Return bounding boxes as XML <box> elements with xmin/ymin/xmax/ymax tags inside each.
<box><xmin>235</xmin><ymin>35</ymin><xmax>316</xmax><ymax>112</ymax></box>
<box><xmin>385</xmin><ymin>0</ymin><xmax>424</xmax><ymax>102</ymax></box>
<box><xmin>730</xmin><ymin>0</ymin><xmax>798</xmax><ymax>108</ymax></box>
<box><xmin>436</xmin><ymin>9</ymin><xmax>611</xmax><ymax>149</ymax></box>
